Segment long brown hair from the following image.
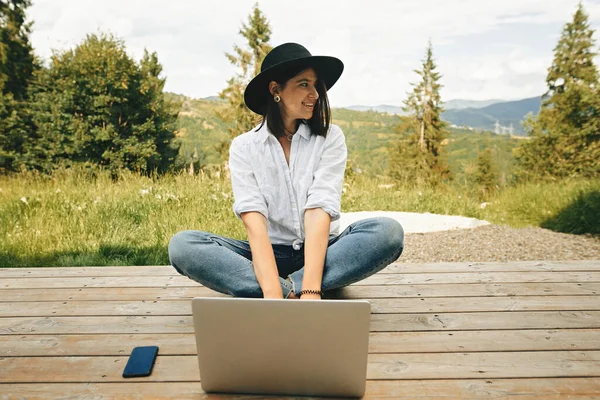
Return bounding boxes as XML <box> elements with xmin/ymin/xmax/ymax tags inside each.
<box><xmin>256</xmin><ymin>65</ymin><xmax>331</xmax><ymax>138</ymax></box>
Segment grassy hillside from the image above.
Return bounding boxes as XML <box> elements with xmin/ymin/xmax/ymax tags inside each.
<box><xmin>166</xmin><ymin>93</ymin><xmax>230</xmax><ymax>166</ymax></box>
<box><xmin>168</xmin><ymin>94</ymin><xmax>522</xmax><ymax>180</ymax></box>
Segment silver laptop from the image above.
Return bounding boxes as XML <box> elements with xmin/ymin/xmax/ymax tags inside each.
<box><xmin>191</xmin><ymin>297</ymin><xmax>371</xmax><ymax>397</ymax></box>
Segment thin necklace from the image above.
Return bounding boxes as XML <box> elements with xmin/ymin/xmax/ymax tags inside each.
<box><xmin>284</xmin><ymin>128</ymin><xmax>295</xmax><ymax>142</ymax></box>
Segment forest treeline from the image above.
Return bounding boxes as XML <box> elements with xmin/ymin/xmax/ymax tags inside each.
<box><xmin>0</xmin><ymin>1</ymin><xmax>598</xmax><ymax>190</ymax></box>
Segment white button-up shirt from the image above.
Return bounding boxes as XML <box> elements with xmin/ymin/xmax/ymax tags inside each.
<box><xmin>229</xmin><ymin>122</ymin><xmax>347</xmax><ymax>247</ymax></box>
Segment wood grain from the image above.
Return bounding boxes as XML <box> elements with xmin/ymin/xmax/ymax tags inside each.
<box><xmin>2</xmin><ymin>262</ymin><xmax>599</xmax><ymax>399</ymax></box>
<box><xmin>2</xmin><ymin>272</ymin><xmax>599</xmax><ymax>289</ymax></box>
<box><xmin>2</xmin><ymin>295</ymin><xmax>599</xmax><ymax>317</ymax></box>
<box><xmin>0</xmin><ymin>379</ymin><xmax>598</xmax><ymax>399</ymax></box>
<box><xmin>2</xmin><ymin>260</ymin><xmax>598</xmax><ymax>278</ymax></box>
<box><xmin>2</xmin><ymin>282</ymin><xmax>599</xmax><ymax>303</ymax></box>
<box><xmin>2</xmin><ymin>352</ymin><xmax>600</xmax><ymax>383</ymax></box>
<box><xmin>1</xmin><ymin>311</ymin><xmax>599</xmax><ymax>335</ymax></box>
<box><xmin>2</xmin><ymin>329</ymin><xmax>598</xmax><ymax>357</ymax></box>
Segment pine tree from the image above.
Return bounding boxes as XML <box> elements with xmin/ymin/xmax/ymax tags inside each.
<box><xmin>137</xmin><ymin>50</ymin><xmax>181</xmax><ymax>173</ymax></box>
<box><xmin>474</xmin><ymin>147</ymin><xmax>498</xmax><ymax>199</ymax></box>
<box><xmin>389</xmin><ymin>40</ymin><xmax>449</xmax><ymax>184</ymax></box>
<box><xmin>0</xmin><ymin>0</ymin><xmax>37</xmax><ymax>172</ymax></box>
<box><xmin>516</xmin><ymin>3</ymin><xmax>600</xmax><ymax>180</ymax></box>
<box><xmin>217</xmin><ymin>2</ymin><xmax>271</xmax><ymax>158</ymax></box>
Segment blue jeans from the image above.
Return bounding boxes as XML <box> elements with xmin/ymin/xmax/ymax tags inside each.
<box><xmin>168</xmin><ymin>217</ymin><xmax>404</xmax><ymax>298</ymax></box>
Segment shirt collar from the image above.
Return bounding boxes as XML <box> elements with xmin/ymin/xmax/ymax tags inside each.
<box><xmin>256</xmin><ymin>123</ymin><xmax>271</xmax><ymax>143</ymax></box>
<box><xmin>255</xmin><ymin>121</ymin><xmax>312</xmax><ymax>143</ymax></box>
<box><xmin>297</xmin><ymin>122</ymin><xmax>311</xmax><ymax>140</ymax></box>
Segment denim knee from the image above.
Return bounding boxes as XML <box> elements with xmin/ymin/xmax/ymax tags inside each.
<box><xmin>168</xmin><ymin>230</ymin><xmax>197</xmax><ymax>276</ymax></box>
<box><xmin>375</xmin><ymin>217</ymin><xmax>404</xmax><ymax>256</ymax></box>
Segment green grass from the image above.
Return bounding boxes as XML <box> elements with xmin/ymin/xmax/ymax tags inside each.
<box><xmin>0</xmin><ymin>169</ymin><xmax>243</xmax><ymax>267</ymax></box>
<box><xmin>1</xmin><ymin>169</ymin><xmax>598</xmax><ymax>267</ymax></box>
<box><xmin>483</xmin><ymin>179</ymin><xmax>600</xmax><ymax>233</ymax></box>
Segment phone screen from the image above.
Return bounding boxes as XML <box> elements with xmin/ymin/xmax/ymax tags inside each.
<box><xmin>122</xmin><ymin>346</ymin><xmax>159</xmax><ymax>378</ymax></box>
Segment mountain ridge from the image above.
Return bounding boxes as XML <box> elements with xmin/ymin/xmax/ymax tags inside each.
<box><xmin>342</xmin><ymin>96</ymin><xmax>541</xmax><ymax>134</ymax></box>
<box><xmin>186</xmin><ymin>93</ymin><xmax>541</xmax><ymax>135</ymax></box>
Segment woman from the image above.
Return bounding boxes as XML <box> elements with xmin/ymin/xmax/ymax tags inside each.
<box><xmin>168</xmin><ymin>43</ymin><xmax>404</xmax><ymax>300</ymax></box>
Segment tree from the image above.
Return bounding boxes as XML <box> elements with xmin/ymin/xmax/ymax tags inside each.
<box><xmin>0</xmin><ymin>0</ymin><xmax>37</xmax><ymax>172</ymax></box>
<box><xmin>27</xmin><ymin>33</ymin><xmax>180</xmax><ymax>174</ymax></box>
<box><xmin>389</xmin><ymin>40</ymin><xmax>449</xmax><ymax>184</ymax></box>
<box><xmin>137</xmin><ymin>50</ymin><xmax>181</xmax><ymax>173</ymax></box>
<box><xmin>474</xmin><ymin>146</ymin><xmax>498</xmax><ymax>199</ymax></box>
<box><xmin>217</xmin><ymin>2</ymin><xmax>271</xmax><ymax>158</ymax></box>
<box><xmin>516</xmin><ymin>3</ymin><xmax>600</xmax><ymax>180</ymax></box>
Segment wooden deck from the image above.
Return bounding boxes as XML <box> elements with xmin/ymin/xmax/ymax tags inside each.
<box><xmin>1</xmin><ymin>260</ymin><xmax>600</xmax><ymax>399</ymax></box>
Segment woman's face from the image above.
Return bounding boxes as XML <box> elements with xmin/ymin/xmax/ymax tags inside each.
<box><xmin>275</xmin><ymin>68</ymin><xmax>320</xmax><ymax>124</ymax></box>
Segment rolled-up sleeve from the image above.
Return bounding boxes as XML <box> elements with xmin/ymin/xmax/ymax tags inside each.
<box><xmin>229</xmin><ymin>138</ymin><xmax>268</xmax><ymax>220</ymax></box>
<box><xmin>303</xmin><ymin>126</ymin><xmax>347</xmax><ymax>221</ymax></box>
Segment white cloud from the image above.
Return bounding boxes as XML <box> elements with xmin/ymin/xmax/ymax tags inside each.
<box><xmin>27</xmin><ymin>0</ymin><xmax>600</xmax><ymax>106</ymax></box>
<box><xmin>508</xmin><ymin>57</ymin><xmax>551</xmax><ymax>75</ymax></box>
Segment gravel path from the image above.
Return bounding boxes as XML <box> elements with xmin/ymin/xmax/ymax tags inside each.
<box><xmin>398</xmin><ymin>224</ymin><xmax>600</xmax><ymax>263</ymax></box>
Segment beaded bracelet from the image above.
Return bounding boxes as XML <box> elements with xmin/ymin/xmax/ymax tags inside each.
<box><xmin>300</xmin><ymin>289</ymin><xmax>322</xmax><ymax>296</ymax></box>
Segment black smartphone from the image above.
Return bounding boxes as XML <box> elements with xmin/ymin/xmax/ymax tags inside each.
<box><xmin>122</xmin><ymin>346</ymin><xmax>159</xmax><ymax>378</ymax></box>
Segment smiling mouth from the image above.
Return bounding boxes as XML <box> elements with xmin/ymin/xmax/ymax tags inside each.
<box><xmin>302</xmin><ymin>102</ymin><xmax>314</xmax><ymax>109</ymax></box>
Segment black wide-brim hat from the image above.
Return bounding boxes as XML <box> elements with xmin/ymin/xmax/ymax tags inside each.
<box><xmin>244</xmin><ymin>42</ymin><xmax>344</xmax><ymax>115</ymax></box>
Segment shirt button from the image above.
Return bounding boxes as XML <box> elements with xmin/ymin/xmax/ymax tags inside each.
<box><xmin>292</xmin><ymin>239</ymin><xmax>303</xmax><ymax>251</ymax></box>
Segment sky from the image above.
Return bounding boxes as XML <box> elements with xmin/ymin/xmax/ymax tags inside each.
<box><xmin>28</xmin><ymin>0</ymin><xmax>600</xmax><ymax>108</ymax></box>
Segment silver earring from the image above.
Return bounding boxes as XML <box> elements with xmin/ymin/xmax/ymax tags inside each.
<box><xmin>274</xmin><ymin>95</ymin><xmax>281</xmax><ymax>103</ymax></box>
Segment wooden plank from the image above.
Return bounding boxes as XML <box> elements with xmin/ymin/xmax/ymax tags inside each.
<box><xmin>368</xmin><ymin>329</ymin><xmax>600</xmax><ymax>353</ymax></box>
<box><xmin>0</xmin><ymin>266</ymin><xmax>177</xmax><ymax>278</ymax></box>
<box><xmin>3</xmin><ymin>272</ymin><xmax>600</xmax><ymax>289</ymax></box>
<box><xmin>2</xmin><ymin>295</ymin><xmax>600</xmax><ymax>317</ymax></box>
<box><xmin>2</xmin><ymin>352</ymin><xmax>600</xmax><ymax>382</ymax></box>
<box><xmin>370</xmin><ymin>311</ymin><xmax>600</xmax><ymax>332</ymax></box>
<box><xmin>367</xmin><ymin>351</ymin><xmax>600</xmax><ymax>379</ymax></box>
<box><xmin>0</xmin><ymin>275</ymin><xmax>194</xmax><ymax>289</ymax></box>
<box><xmin>1</xmin><ymin>311</ymin><xmax>599</xmax><ymax>335</ymax></box>
<box><xmin>387</xmin><ymin>260</ymin><xmax>600</xmax><ymax>273</ymax></box>
<box><xmin>0</xmin><ymin>355</ymin><xmax>198</xmax><ymax>383</ymax></box>
<box><xmin>2</xmin><ymin>282</ymin><xmax>599</xmax><ymax>302</ymax></box>
<box><xmin>0</xmin><ymin>287</ymin><xmax>219</xmax><ymax>302</ymax></box>
<box><xmin>2</xmin><ymin>260</ymin><xmax>599</xmax><ymax>278</ymax></box>
<box><xmin>2</xmin><ymin>329</ymin><xmax>599</xmax><ymax>357</ymax></box>
<box><xmin>2</xmin><ymin>379</ymin><xmax>600</xmax><ymax>399</ymax></box>
<box><xmin>331</xmin><ymin>283</ymin><xmax>600</xmax><ymax>298</ymax></box>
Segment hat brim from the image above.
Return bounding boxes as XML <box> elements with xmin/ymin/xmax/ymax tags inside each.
<box><xmin>244</xmin><ymin>56</ymin><xmax>344</xmax><ymax>115</ymax></box>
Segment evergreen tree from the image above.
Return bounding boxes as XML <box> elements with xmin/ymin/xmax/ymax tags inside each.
<box><xmin>516</xmin><ymin>3</ymin><xmax>600</xmax><ymax>180</ymax></box>
<box><xmin>28</xmin><ymin>34</ymin><xmax>180</xmax><ymax>174</ymax></box>
<box><xmin>217</xmin><ymin>2</ymin><xmax>271</xmax><ymax>158</ymax></box>
<box><xmin>389</xmin><ymin>41</ymin><xmax>449</xmax><ymax>184</ymax></box>
<box><xmin>474</xmin><ymin>146</ymin><xmax>498</xmax><ymax>199</ymax></box>
<box><xmin>0</xmin><ymin>0</ymin><xmax>37</xmax><ymax>172</ymax></box>
<box><xmin>137</xmin><ymin>50</ymin><xmax>181</xmax><ymax>173</ymax></box>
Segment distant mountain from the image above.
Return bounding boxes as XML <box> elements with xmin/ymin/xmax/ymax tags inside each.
<box><xmin>441</xmin><ymin>96</ymin><xmax>542</xmax><ymax>134</ymax></box>
<box><xmin>443</xmin><ymin>99</ymin><xmax>506</xmax><ymax>110</ymax></box>
<box><xmin>203</xmin><ymin>95</ymin><xmax>224</xmax><ymax>102</ymax></box>
<box><xmin>344</xmin><ymin>99</ymin><xmax>507</xmax><ymax>114</ymax></box>
<box><xmin>200</xmin><ymin>93</ymin><xmax>540</xmax><ymax>135</ymax></box>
